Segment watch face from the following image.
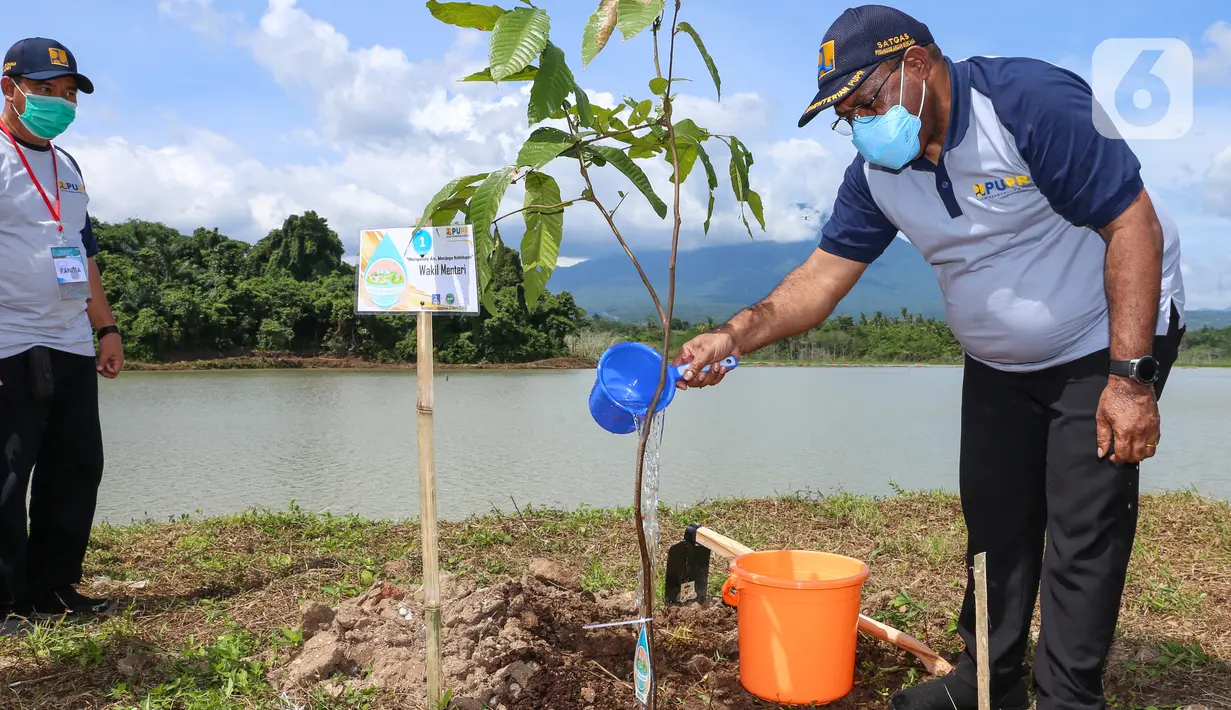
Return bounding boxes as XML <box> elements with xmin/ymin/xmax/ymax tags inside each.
<box><xmin>1136</xmin><ymin>357</ymin><xmax>1159</xmax><ymax>383</ymax></box>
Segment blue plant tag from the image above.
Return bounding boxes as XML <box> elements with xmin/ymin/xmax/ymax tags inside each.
<box><xmin>51</xmin><ymin>246</ymin><xmax>89</xmax><ymax>300</ymax></box>
<box><xmin>634</xmin><ymin>623</ymin><xmax>651</xmax><ymax>705</ymax></box>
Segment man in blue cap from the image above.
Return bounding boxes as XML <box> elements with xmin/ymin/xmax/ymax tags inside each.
<box><xmin>0</xmin><ymin>37</ymin><xmax>123</xmax><ymax>623</ymax></box>
<box><xmin>673</xmin><ymin>5</ymin><xmax>1186</xmax><ymax>709</ymax></box>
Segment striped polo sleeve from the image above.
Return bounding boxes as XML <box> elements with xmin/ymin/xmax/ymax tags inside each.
<box><xmin>818</xmin><ymin>154</ymin><xmax>900</xmax><ymax>263</ymax></box>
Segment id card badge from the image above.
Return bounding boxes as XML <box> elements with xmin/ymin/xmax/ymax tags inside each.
<box><xmin>51</xmin><ymin>246</ymin><xmax>90</xmax><ymax>300</ymax></box>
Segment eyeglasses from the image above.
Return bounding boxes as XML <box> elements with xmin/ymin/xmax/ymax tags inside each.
<box><xmin>830</xmin><ymin>58</ymin><xmax>903</xmax><ymax>136</ymax></box>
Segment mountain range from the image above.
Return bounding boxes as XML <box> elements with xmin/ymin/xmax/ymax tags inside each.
<box><xmin>552</xmin><ymin>236</ymin><xmax>940</xmax><ymax>323</ymax></box>
<box><xmin>549</xmin><ymin>237</ymin><xmax>1230</xmax><ymax>329</ymax></box>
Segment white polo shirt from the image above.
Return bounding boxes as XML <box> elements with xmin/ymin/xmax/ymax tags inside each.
<box><xmin>0</xmin><ymin>131</ymin><xmax>97</xmax><ymax>360</ymax></box>
<box><xmin>820</xmin><ymin>55</ymin><xmax>1185</xmax><ymax>373</ymax></box>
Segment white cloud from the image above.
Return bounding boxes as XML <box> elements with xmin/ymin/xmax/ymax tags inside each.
<box><xmin>1195</xmin><ymin>21</ymin><xmax>1231</xmax><ymax>84</ymax></box>
<box><xmin>157</xmin><ymin>0</ymin><xmax>241</xmax><ymax>41</ymax></box>
<box><xmin>62</xmin><ymin>0</ymin><xmax>1231</xmax><ymax>308</ymax></box>
<box><xmin>69</xmin><ymin>0</ymin><xmax>851</xmax><ymax>258</ymax></box>
<box><xmin>1209</xmin><ymin>142</ymin><xmax>1231</xmax><ymax>217</ymax></box>
<box><xmin>1179</xmin><ymin>253</ymin><xmax>1231</xmax><ymax>310</ymax></box>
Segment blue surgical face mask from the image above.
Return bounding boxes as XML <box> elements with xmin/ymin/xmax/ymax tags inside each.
<box><xmin>14</xmin><ymin>84</ymin><xmax>77</xmax><ymax>140</ymax></box>
<box><xmin>850</xmin><ymin>67</ymin><xmax>925</xmax><ymax>170</ymax></box>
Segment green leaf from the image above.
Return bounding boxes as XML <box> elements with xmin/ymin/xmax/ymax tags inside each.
<box><xmin>413</xmin><ymin>173</ymin><xmax>489</xmax><ymax>232</ymax></box>
<box><xmin>469</xmin><ymin>167</ymin><xmax>517</xmax><ymax>299</ymax></box>
<box><xmin>460</xmin><ymin>65</ymin><xmax>538</xmax><ymax>82</ymax></box>
<box><xmin>728</xmin><ymin>137</ymin><xmax>749</xmax><ymax>202</ymax></box>
<box><xmin>671</xmin><ymin>118</ymin><xmax>708</xmax><ymax>146</ymax></box>
<box><xmin>581</xmin><ymin>0</ymin><xmax>619</xmax><ymax>68</ymax></box>
<box><xmin>573</xmin><ymin>83</ymin><xmax>594</xmax><ymax>128</ymax></box>
<box><xmin>649</xmin><ymin>77</ymin><xmax>669</xmax><ymax>96</ymax></box>
<box><xmin>520</xmin><ymin>172</ymin><xmax>565</xmax><ymax>307</ymax></box>
<box><xmin>516</xmin><ymin>127</ymin><xmax>575</xmax><ymax>169</ymax></box>
<box><xmin>676</xmin><ymin>21</ymin><xmax>721</xmax><ymax>100</ymax></box>
<box><xmin>588</xmin><ymin>145</ymin><xmax>667</xmax><ymax>218</ymax></box>
<box><xmin>631</xmin><ymin>99</ymin><xmax>652</xmax><ymax>124</ymax></box>
<box><xmin>747</xmin><ymin>188</ymin><xmax>766</xmax><ymax>231</ymax></box>
<box><xmin>694</xmin><ymin>141</ymin><xmax>718</xmax><ymax>190</ymax></box>
<box><xmin>694</xmin><ymin>142</ymin><xmax>718</xmax><ymax>234</ymax></box>
<box><xmin>664</xmin><ymin>143</ymin><xmax>697</xmax><ymax>184</ymax></box>
<box><xmin>430</xmin><ymin>196</ymin><xmax>470</xmax><ymax>226</ymax></box>
<box><xmin>617</xmin><ymin>0</ymin><xmax>664</xmax><ymax>41</ymax></box>
<box><xmin>628</xmin><ymin>144</ymin><xmax>658</xmax><ymax>160</ymax></box>
<box><xmin>425</xmin><ymin>1</ymin><xmax>506</xmax><ymax>31</ymax></box>
<box><xmin>488</xmin><ymin>8</ymin><xmax>551</xmax><ymax>81</ymax></box>
<box><xmin>527</xmin><ymin>43</ymin><xmax>575</xmax><ymax>125</ymax></box>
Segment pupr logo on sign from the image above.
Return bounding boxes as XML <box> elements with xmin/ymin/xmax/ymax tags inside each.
<box><xmin>1091</xmin><ymin>38</ymin><xmax>1193</xmax><ymax>140</ymax></box>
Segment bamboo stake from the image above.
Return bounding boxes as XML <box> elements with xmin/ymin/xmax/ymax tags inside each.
<box><xmin>974</xmin><ymin>551</ymin><xmax>990</xmax><ymax>710</ymax></box>
<box><xmin>417</xmin><ymin>311</ymin><xmax>443</xmax><ymax>707</ymax></box>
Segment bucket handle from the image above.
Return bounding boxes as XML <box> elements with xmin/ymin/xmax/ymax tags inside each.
<box><xmin>675</xmin><ymin>356</ymin><xmax>739</xmax><ymax>380</ymax></box>
<box><xmin>720</xmin><ymin>576</ymin><xmax>739</xmax><ymax>607</ymax></box>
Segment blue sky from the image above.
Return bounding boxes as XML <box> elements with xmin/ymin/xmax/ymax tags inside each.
<box><xmin>8</xmin><ymin>0</ymin><xmax>1231</xmax><ymax>307</ymax></box>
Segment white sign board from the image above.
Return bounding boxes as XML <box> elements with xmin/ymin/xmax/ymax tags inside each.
<box><xmin>354</xmin><ymin>226</ymin><xmax>478</xmax><ymax>314</ymax></box>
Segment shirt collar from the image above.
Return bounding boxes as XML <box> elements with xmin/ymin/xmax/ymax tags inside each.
<box><xmin>943</xmin><ymin>56</ymin><xmax>972</xmax><ymax>153</ymax></box>
<box><xmin>903</xmin><ymin>55</ymin><xmax>971</xmax><ymax>171</ymax></box>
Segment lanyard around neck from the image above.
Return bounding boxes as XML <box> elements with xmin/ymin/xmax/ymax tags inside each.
<box><xmin>0</xmin><ymin>120</ymin><xmax>62</xmax><ymax>235</ymax></box>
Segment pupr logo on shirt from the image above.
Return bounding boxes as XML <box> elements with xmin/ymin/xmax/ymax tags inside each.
<box><xmin>58</xmin><ymin>180</ymin><xmax>86</xmax><ymax>195</ymax></box>
<box><xmin>973</xmin><ymin>175</ymin><xmax>1033</xmax><ymax>201</ymax></box>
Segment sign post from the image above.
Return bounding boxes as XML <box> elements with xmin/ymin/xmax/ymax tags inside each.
<box><xmin>355</xmin><ymin>223</ymin><xmax>478</xmax><ymax>707</ymax></box>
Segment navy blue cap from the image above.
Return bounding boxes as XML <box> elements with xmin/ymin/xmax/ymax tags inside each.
<box><xmin>3</xmin><ymin>38</ymin><xmax>93</xmax><ymax>94</ymax></box>
<box><xmin>798</xmin><ymin>5</ymin><xmax>932</xmax><ymax>128</ymax></box>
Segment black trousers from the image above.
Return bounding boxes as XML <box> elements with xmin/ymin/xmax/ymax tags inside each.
<box><xmin>0</xmin><ymin>347</ymin><xmax>105</xmax><ymax>606</ymax></box>
<box><xmin>951</xmin><ymin>303</ymin><xmax>1185</xmax><ymax>709</ymax></box>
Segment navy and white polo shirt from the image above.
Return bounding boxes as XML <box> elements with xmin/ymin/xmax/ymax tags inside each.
<box><xmin>0</xmin><ymin>133</ymin><xmax>97</xmax><ymax>360</ymax></box>
<box><xmin>821</xmin><ymin>55</ymin><xmax>1185</xmax><ymax>372</ymax></box>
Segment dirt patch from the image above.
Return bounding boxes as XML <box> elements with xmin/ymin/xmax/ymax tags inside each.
<box><xmin>273</xmin><ymin>566</ymin><xmax>917</xmax><ymax>709</ymax></box>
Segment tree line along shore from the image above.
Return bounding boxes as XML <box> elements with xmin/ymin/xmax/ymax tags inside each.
<box><xmin>94</xmin><ymin>213</ymin><xmax>1231</xmax><ymax>370</ymax></box>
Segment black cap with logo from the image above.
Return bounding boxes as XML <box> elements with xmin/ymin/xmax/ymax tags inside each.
<box><xmin>3</xmin><ymin>37</ymin><xmax>94</xmax><ymax>94</ymax></box>
<box><xmin>798</xmin><ymin>4</ymin><xmax>932</xmax><ymax>128</ymax></box>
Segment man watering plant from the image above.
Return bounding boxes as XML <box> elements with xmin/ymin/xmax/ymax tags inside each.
<box><xmin>672</xmin><ymin>5</ymin><xmax>1185</xmax><ymax>710</ymax></box>
<box><xmin>0</xmin><ymin>37</ymin><xmax>122</xmax><ymax>622</ymax></box>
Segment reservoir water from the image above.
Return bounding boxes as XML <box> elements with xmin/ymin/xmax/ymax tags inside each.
<box><xmin>94</xmin><ymin>366</ymin><xmax>1230</xmax><ymax>524</ymax></box>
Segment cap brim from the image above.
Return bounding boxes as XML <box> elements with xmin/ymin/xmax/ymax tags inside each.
<box><xmin>23</xmin><ymin>69</ymin><xmax>94</xmax><ymax>94</ymax></box>
<box><xmin>797</xmin><ymin>67</ymin><xmax>872</xmax><ymax>128</ymax></box>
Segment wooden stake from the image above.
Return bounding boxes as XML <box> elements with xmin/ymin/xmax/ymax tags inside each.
<box><xmin>417</xmin><ymin>311</ymin><xmax>443</xmax><ymax>707</ymax></box>
<box><xmin>974</xmin><ymin>551</ymin><xmax>991</xmax><ymax>710</ymax></box>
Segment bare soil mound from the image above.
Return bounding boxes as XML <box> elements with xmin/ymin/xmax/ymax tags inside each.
<box><xmin>272</xmin><ymin>561</ymin><xmax>914</xmax><ymax>709</ymax></box>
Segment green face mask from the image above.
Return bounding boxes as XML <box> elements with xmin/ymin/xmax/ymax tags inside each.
<box><xmin>14</xmin><ymin>85</ymin><xmax>77</xmax><ymax>140</ymax></box>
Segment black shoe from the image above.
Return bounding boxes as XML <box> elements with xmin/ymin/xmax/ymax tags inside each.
<box><xmin>14</xmin><ymin>587</ymin><xmax>114</xmax><ymax>619</ymax></box>
<box><xmin>0</xmin><ymin>605</ymin><xmax>32</xmax><ymax>636</ymax></box>
<box><xmin>890</xmin><ymin>673</ymin><xmax>1029</xmax><ymax>710</ymax></box>
<box><xmin>53</xmin><ymin>587</ymin><xmax>115</xmax><ymax>614</ymax></box>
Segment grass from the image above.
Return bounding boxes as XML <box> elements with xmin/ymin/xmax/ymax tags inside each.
<box><xmin>1</xmin><ymin>491</ymin><xmax>1229</xmax><ymax>709</ymax></box>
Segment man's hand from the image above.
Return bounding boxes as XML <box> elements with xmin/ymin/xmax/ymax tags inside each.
<box><xmin>671</xmin><ymin>330</ymin><xmax>740</xmax><ymax>389</ymax></box>
<box><xmin>97</xmin><ymin>333</ymin><xmax>124</xmax><ymax>379</ymax></box>
<box><xmin>1096</xmin><ymin>375</ymin><xmax>1160</xmax><ymax>464</ymax></box>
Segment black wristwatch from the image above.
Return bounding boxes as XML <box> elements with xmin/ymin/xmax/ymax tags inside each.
<box><xmin>1110</xmin><ymin>355</ymin><xmax>1159</xmax><ymax>385</ymax></box>
<box><xmin>96</xmin><ymin>325</ymin><xmax>121</xmax><ymax>341</ymax></box>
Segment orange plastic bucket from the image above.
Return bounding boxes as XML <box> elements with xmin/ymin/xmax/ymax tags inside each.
<box><xmin>721</xmin><ymin>550</ymin><xmax>870</xmax><ymax>705</ymax></box>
